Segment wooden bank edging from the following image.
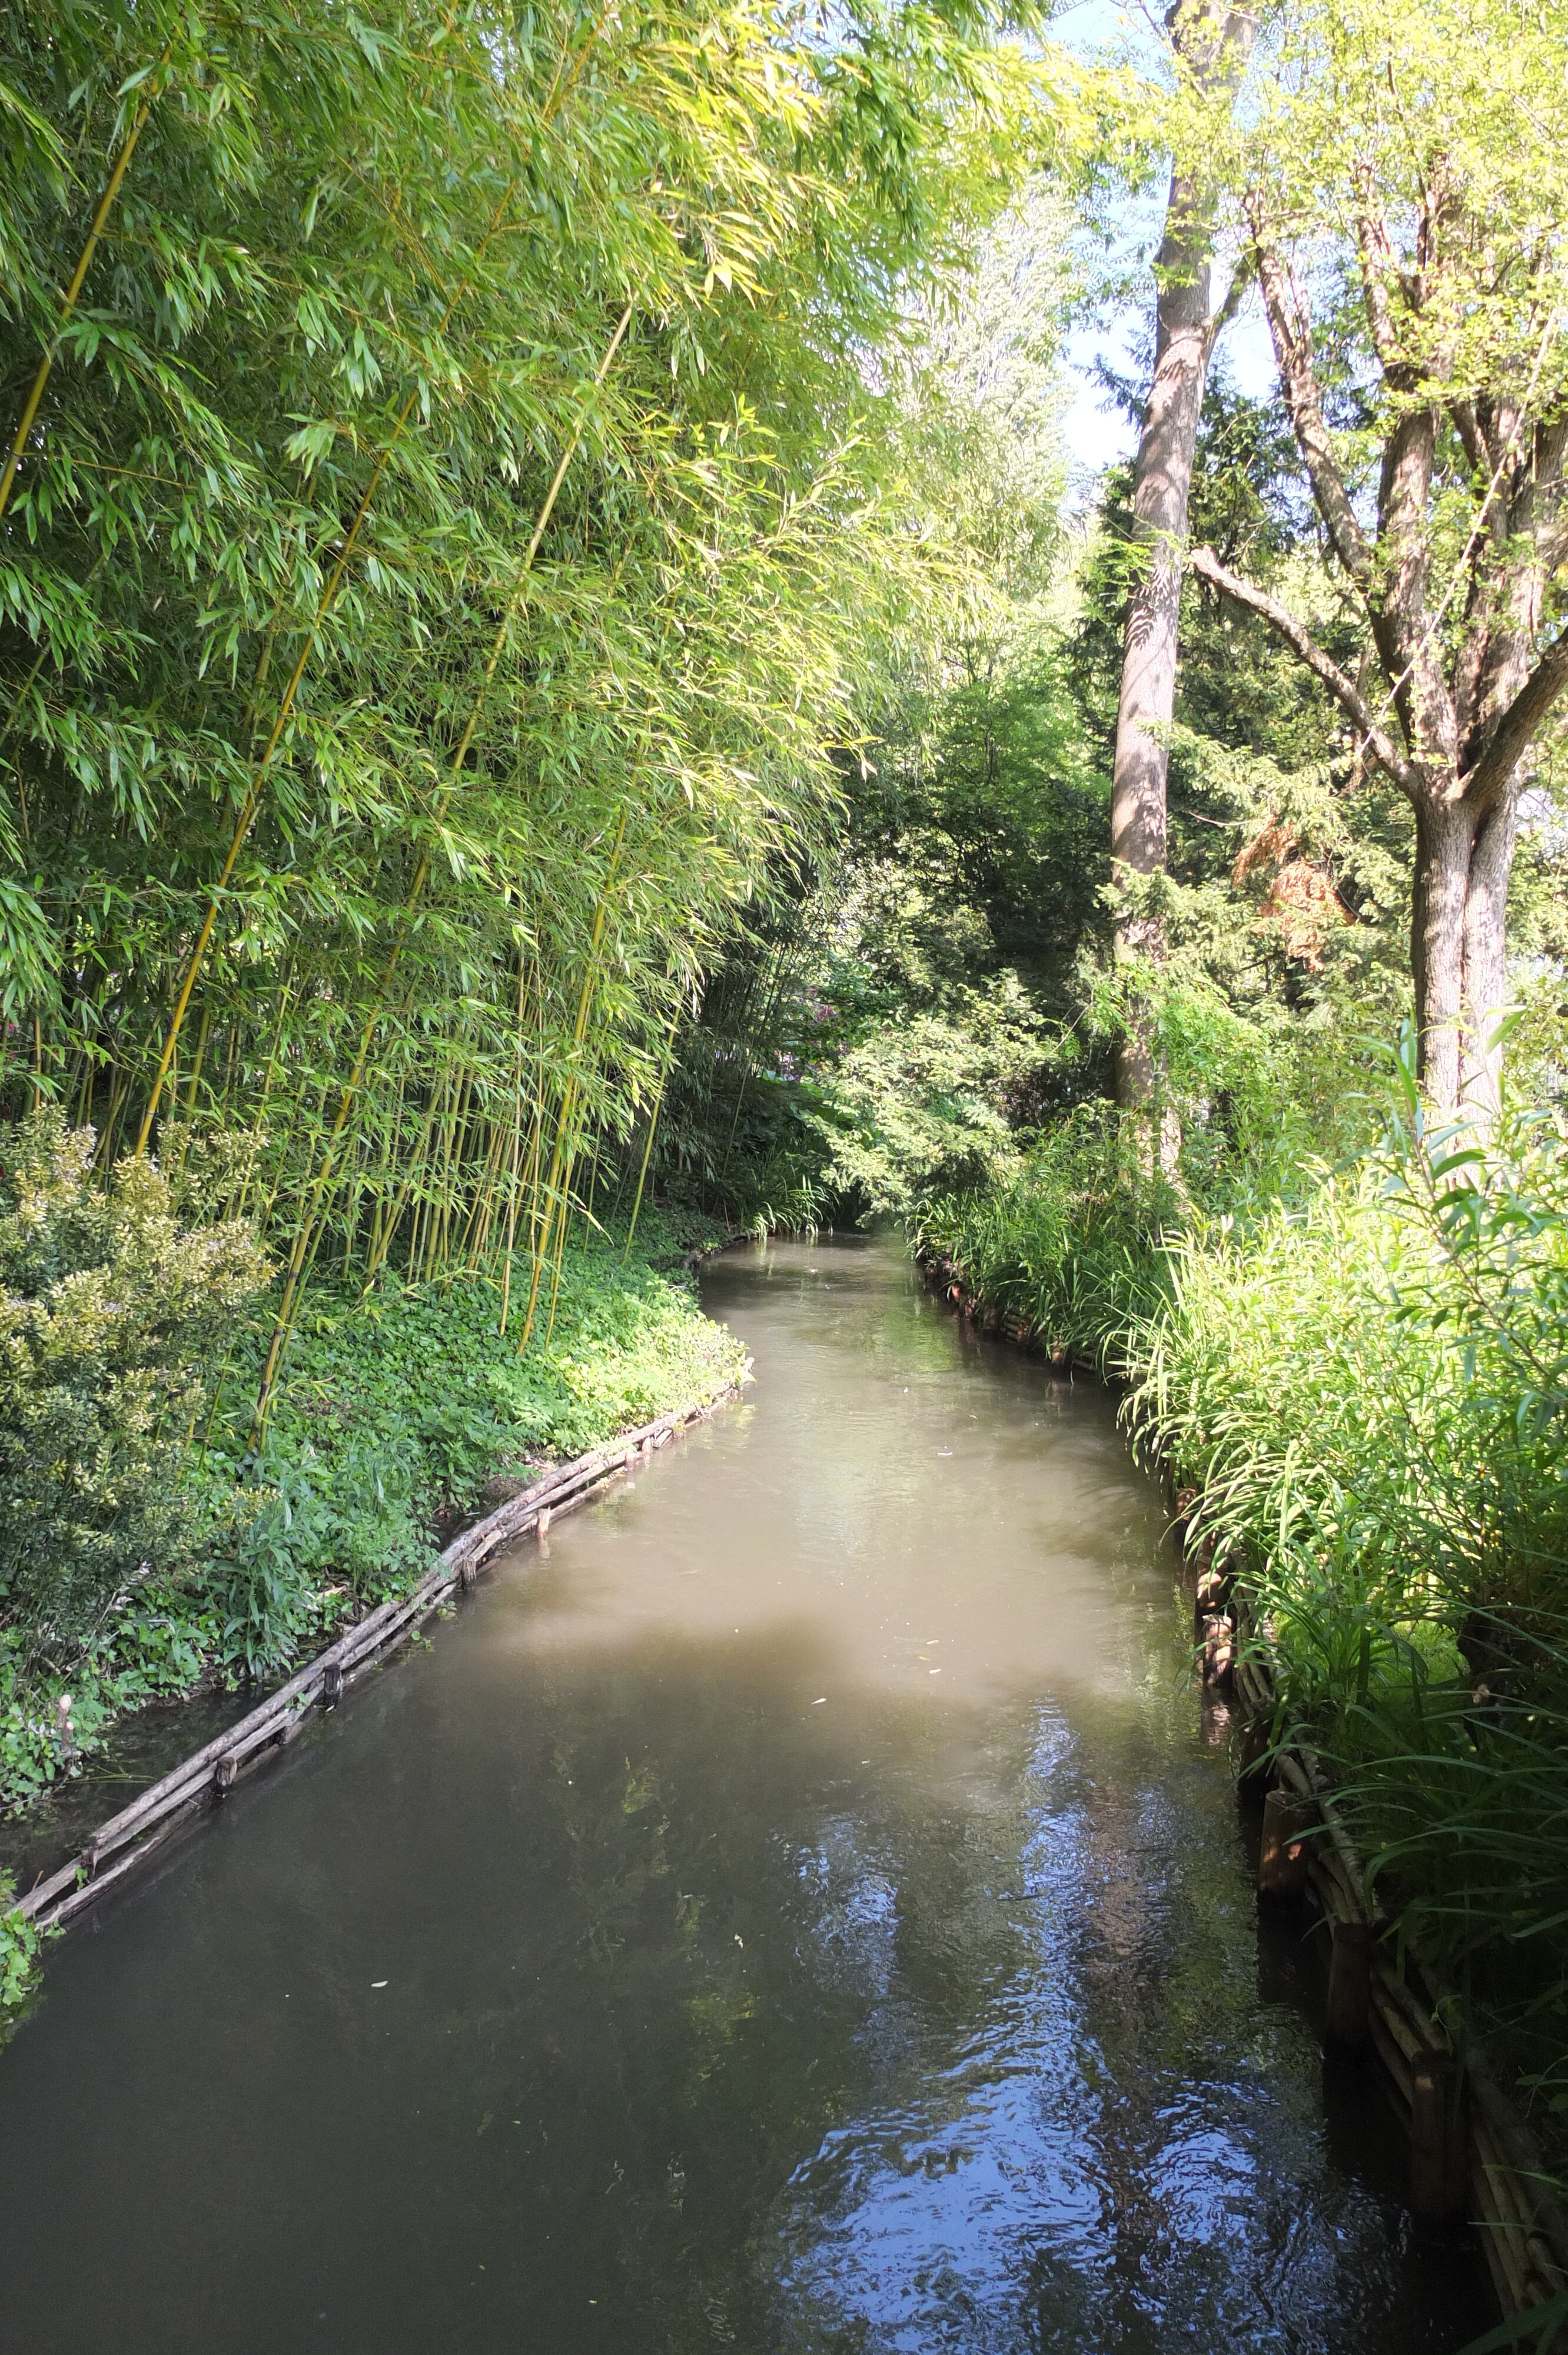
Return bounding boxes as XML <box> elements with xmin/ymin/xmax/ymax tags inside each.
<box><xmin>922</xmin><ymin>1245</ymin><xmax>1568</xmax><ymax>2343</ymax></box>
<box><xmin>11</xmin><ymin>1385</ymin><xmax>739</xmax><ymax>1940</ymax></box>
<box><xmin>1204</xmin><ymin>1549</ymin><xmax>1568</xmax><ymax>2340</ymax></box>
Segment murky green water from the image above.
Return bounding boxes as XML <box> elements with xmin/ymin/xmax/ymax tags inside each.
<box><xmin>0</xmin><ymin>1236</ymin><xmax>1489</xmax><ymax>2351</ymax></box>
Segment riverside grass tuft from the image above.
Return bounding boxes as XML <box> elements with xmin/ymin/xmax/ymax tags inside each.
<box><xmin>921</xmin><ymin>1039</ymin><xmax>1568</xmax><ymax>2142</ymax></box>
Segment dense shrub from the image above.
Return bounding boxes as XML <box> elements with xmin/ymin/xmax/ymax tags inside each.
<box><xmin>915</xmin><ymin>1105</ymin><xmax>1172</xmax><ymax>1373</ymax></box>
<box><xmin>0</xmin><ymin>1209</ymin><xmax>746</xmax><ymax>1838</ymax></box>
<box><xmin>1133</xmin><ymin>1060</ymin><xmax>1568</xmax><ymax>1640</ymax></box>
<box><xmin>201</xmin><ymin>1242</ymin><xmax>749</xmax><ymax>1679</ymax></box>
<box><xmin>0</xmin><ymin>1113</ymin><xmax>268</xmax><ymax>1660</ymax></box>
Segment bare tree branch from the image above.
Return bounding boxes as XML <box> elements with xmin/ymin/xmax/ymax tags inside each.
<box><xmin>1204</xmin><ymin>248</ymin><xmax>1255</xmax><ymax>360</ymax></box>
<box><xmin>1353</xmin><ymin>172</ymin><xmax>1404</xmax><ymax>373</ymax></box>
<box><xmin>1248</xmin><ymin>208</ymin><xmax>1374</xmax><ymax>592</ymax></box>
<box><xmin>1450</xmin><ymin>397</ymin><xmax>1487</xmax><ymax>480</ymax></box>
<box><xmin>1189</xmin><ymin>543</ymin><xmax>1423</xmax><ymax>793</ymax></box>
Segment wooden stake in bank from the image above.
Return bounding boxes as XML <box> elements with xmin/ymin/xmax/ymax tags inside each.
<box><xmin>1410</xmin><ymin>2049</ymin><xmax>1468</xmax><ymax>2225</ymax></box>
<box><xmin>1324</xmin><ymin>1917</ymin><xmax>1372</xmax><ymax>2047</ymax></box>
<box><xmin>1257</xmin><ymin>1788</ymin><xmax>1314</xmax><ymax>1900</ymax></box>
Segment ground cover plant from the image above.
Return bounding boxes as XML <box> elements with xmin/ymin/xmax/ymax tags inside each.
<box><xmin>0</xmin><ymin>1191</ymin><xmax>742</xmax><ymax>1813</ymax></box>
<box><xmin>0</xmin><ymin>1155</ymin><xmax>742</xmax><ymax>2031</ymax></box>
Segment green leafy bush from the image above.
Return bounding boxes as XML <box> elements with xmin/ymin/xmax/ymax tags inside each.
<box><xmin>1132</xmin><ymin>1060</ymin><xmax>1568</xmax><ymax>1637</ymax></box>
<box><xmin>0</xmin><ymin>1213</ymin><xmax>748</xmax><ymax>1772</ymax></box>
<box><xmin>0</xmin><ymin>1113</ymin><xmax>268</xmax><ymax>1660</ymax></box>
<box><xmin>915</xmin><ymin>1106</ymin><xmax>1173</xmax><ymax>1372</ymax></box>
<box><xmin>811</xmin><ymin>979</ymin><xmax>1053</xmax><ymax>1217</ymax></box>
<box><xmin>0</xmin><ymin>1875</ymin><xmax>43</xmax><ymax>2038</ymax></box>
<box><xmin>1123</xmin><ymin>1054</ymin><xmax>1568</xmax><ymax>2108</ymax></box>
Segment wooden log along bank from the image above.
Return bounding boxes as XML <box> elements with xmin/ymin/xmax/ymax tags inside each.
<box><xmin>1204</xmin><ymin>1547</ymin><xmax>1568</xmax><ymax>2339</ymax></box>
<box><xmin>10</xmin><ymin>1388</ymin><xmax>738</xmax><ymax>1941</ymax></box>
<box><xmin>925</xmin><ymin>1244</ymin><xmax>1568</xmax><ymax>2347</ymax></box>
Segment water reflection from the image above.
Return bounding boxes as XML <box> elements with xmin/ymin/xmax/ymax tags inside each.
<box><xmin>0</xmin><ymin>1236</ymin><xmax>1487</xmax><ymax>2352</ymax></box>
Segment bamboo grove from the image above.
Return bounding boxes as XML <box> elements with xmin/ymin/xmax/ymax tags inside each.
<box><xmin>0</xmin><ymin>0</ymin><xmax>1054</xmax><ymax>1427</ymax></box>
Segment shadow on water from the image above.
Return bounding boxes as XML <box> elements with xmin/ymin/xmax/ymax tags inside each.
<box><xmin>0</xmin><ymin>1235</ymin><xmax>1491</xmax><ymax>2353</ymax></box>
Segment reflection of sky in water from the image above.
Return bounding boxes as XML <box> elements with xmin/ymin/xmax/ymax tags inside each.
<box><xmin>0</xmin><ymin>1236</ymin><xmax>1486</xmax><ymax>2355</ymax></box>
<box><xmin>796</xmin><ymin>1825</ymin><xmax>902</xmax><ymax>1996</ymax></box>
<box><xmin>765</xmin><ymin>1689</ymin><xmax>1436</xmax><ymax>2355</ymax></box>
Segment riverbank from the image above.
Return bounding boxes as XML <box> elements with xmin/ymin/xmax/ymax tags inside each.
<box><xmin>0</xmin><ymin>1231</ymin><xmax>1491</xmax><ymax>2351</ymax></box>
<box><xmin>1</xmin><ymin>1211</ymin><xmax>747</xmax><ymax>2016</ymax></box>
<box><xmin>915</xmin><ymin>1087</ymin><xmax>1568</xmax><ymax>2203</ymax></box>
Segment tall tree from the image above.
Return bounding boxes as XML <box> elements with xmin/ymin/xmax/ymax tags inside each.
<box><xmin>1109</xmin><ymin>0</ymin><xmax>1258</xmax><ymax>1122</ymax></box>
<box><xmin>1191</xmin><ymin>0</ymin><xmax>1568</xmax><ymax>1113</ymax></box>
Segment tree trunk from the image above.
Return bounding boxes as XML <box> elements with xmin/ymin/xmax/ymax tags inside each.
<box><xmin>1111</xmin><ymin>2</ymin><xmax>1257</xmax><ymax>1125</ymax></box>
<box><xmin>1409</xmin><ymin>784</ymin><xmax>1519</xmax><ymax>1115</ymax></box>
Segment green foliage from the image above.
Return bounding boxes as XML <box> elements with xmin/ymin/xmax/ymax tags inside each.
<box><xmin>809</xmin><ymin>980</ymin><xmax>1048</xmax><ymax>1215</ymax></box>
<box><xmin>194</xmin><ymin>1222</ymin><xmax>747</xmax><ymax>1684</ymax></box>
<box><xmin>0</xmin><ymin>1110</ymin><xmax>268</xmax><ymax>1654</ymax></box>
<box><xmin>0</xmin><ymin>1875</ymin><xmax>43</xmax><ymax>2036</ymax></box>
<box><xmin>916</xmin><ymin>1104</ymin><xmax>1170</xmax><ymax>1369</ymax></box>
<box><xmin>1134</xmin><ymin>1052</ymin><xmax>1568</xmax><ymax>1631</ymax></box>
<box><xmin>0</xmin><ymin>0</ymin><xmax>1076</xmax><ymax>1440</ymax></box>
<box><xmin>1122</xmin><ymin>1049</ymin><xmax>1568</xmax><ymax>2098</ymax></box>
<box><xmin>0</xmin><ymin>1209</ymin><xmax>744</xmax><ymax>1810</ymax></box>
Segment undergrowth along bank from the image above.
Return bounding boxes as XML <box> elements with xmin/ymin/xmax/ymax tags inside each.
<box><xmin>0</xmin><ymin>1205</ymin><xmax>743</xmax><ymax>1823</ymax></box>
<box><xmin>0</xmin><ymin>1197</ymin><xmax>743</xmax><ymax>2030</ymax></box>
<box><xmin>916</xmin><ymin>1039</ymin><xmax>1568</xmax><ymax>2146</ymax></box>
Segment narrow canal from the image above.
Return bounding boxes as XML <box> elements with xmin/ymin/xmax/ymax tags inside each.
<box><xmin>0</xmin><ymin>1236</ymin><xmax>1489</xmax><ymax>2353</ymax></box>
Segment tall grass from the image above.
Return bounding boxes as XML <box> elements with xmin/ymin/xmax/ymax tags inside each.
<box><xmin>915</xmin><ymin>1106</ymin><xmax>1175</xmax><ymax>1373</ymax></box>
<box><xmin>928</xmin><ymin>1038</ymin><xmax>1568</xmax><ymax>2132</ymax></box>
<box><xmin>1130</xmin><ymin>1054</ymin><xmax>1568</xmax><ymax>2114</ymax></box>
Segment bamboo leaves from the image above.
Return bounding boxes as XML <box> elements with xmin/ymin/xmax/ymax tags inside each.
<box><xmin>0</xmin><ymin>0</ymin><xmax>1041</xmax><ymax>1428</ymax></box>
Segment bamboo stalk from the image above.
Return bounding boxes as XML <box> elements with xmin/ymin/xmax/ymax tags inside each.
<box><xmin>132</xmin><ymin>177</ymin><xmax>537</xmax><ymax>1153</ymax></box>
<box><xmin>624</xmin><ymin>996</ymin><xmax>683</xmax><ymax>1256</ymax></box>
<box><xmin>131</xmin><ymin>14</ymin><xmax>632</xmax><ymax>1156</ymax></box>
<box><xmin>247</xmin><ymin>299</ymin><xmax>637</xmax><ymax>1434</ymax></box>
<box><xmin>0</xmin><ymin>41</ymin><xmax>177</xmax><ymax>528</ymax></box>
<box><xmin>520</xmin><ymin>801</ymin><xmax>630</xmax><ymax>1342</ymax></box>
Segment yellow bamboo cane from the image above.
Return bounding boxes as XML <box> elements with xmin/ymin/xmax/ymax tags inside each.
<box><xmin>0</xmin><ymin>39</ymin><xmax>177</xmax><ymax>528</ymax></box>
<box><xmin>623</xmin><ymin>995</ymin><xmax>684</xmax><ymax>1257</ymax></box>
<box><xmin>247</xmin><ymin>298</ymin><xmax>636</xmax><ymax>1438</ymax></box>
<box><xmin>518</xmin><ymin>802</ymin><xmax>630</xmax><ymax>1347</ymax></box>
<box><xmin>135</xmin><ymin>11</ymin><xmax>624</xmax><ymax>1153</ymax></box>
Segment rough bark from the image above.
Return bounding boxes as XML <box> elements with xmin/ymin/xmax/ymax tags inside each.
<box><xmin>1111</xmin><ymin>1</ymin><xmax>1258</xmax><ymax>1122</ymax></box>
<box><xmin>1192</xmin><ymin>544</ymin><xmax>1560</xmax><ymax>1115</ymax></box>
<box><xmin>1187</xmin><ymin>171</ymin><xmax>1568</xmax><ymax>1116</ymax></box>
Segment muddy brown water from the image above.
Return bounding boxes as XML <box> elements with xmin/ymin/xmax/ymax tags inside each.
<box><xmin>0</xmin><ymin>1235</ymin><xmax>1490</xmax><ymax>2353</ymax></box>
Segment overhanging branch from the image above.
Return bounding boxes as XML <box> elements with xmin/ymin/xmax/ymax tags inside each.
<box><xmin>1189</xmin><ymin>545</ymin><xmax>1422</xmax><ymax>795</ymax></box>
<box><xmin>1465</xmin><ymin>634</ymin><xmax>1568</xmax><ymax>811</ymax></box>
<box><xmin>1248</xmin><ymin>215</ymin><xmax>1374</xmax><ymax>595</ymax></box>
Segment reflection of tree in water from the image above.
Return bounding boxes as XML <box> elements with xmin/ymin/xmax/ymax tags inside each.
<box><xmin>451</xmin><ymin>1604</ymin><xmax>1473</xmax><ymax>2355</ymax></box>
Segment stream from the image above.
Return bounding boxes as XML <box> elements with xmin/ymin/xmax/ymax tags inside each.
<box><xmin>0</xmin><ymin>1234</ymin><xmax>1490</xmax><ymax>2352</ymax></box>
